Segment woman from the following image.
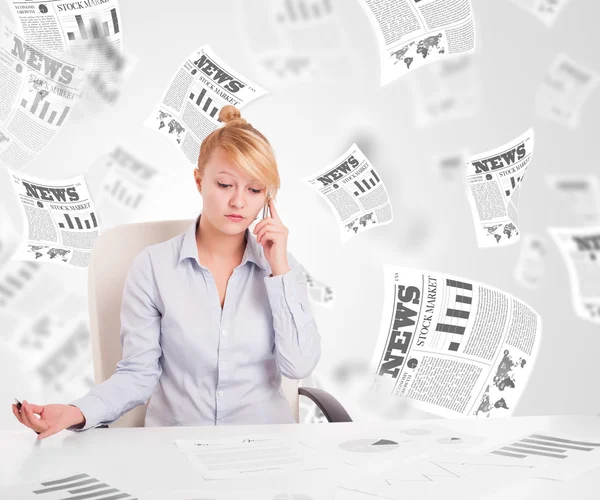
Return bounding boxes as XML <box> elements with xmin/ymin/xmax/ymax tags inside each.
<box><xmin>12</xmin><ymin>105</ymin><xmax>322</xmax><ymax>440</ymax></box>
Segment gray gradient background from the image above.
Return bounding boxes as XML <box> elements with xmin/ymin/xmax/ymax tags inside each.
<box><xmin>0</xmin><ymin>0</ymin><xmax>598</xmax><ymax>428</ymax></box>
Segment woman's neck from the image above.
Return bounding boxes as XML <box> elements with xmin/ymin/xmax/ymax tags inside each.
<box><xmin>196</xmin><ymin>213</ymin><xmax>246</xmax><ymax>264</ymax></box>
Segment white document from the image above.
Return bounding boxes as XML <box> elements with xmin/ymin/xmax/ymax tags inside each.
<box><xmin>0</xmin><ymin>13</ymin><xmax>86</xmax><ymax>171</ymax></box>
<box><xmin>546</xmin><ymin>174</ymin><xmax>600</xmax><ymax>225</ymax></box>
<box><xmin>484</xmin><ymin>430</ymin><xmax>600</xmax><ymax>481</ymax></box>
<box><xmin>368</xmin><ymin>265</ymin><xmax>542</xmax><ymax>418</ymax></box>
<box><xmin>144</xmin><ymin>45</ymin><xmax>268</xmax><ymax>166</ymax></box>
<box><xmin>536</xmin><ymin>53</ymin><xmax>599</xmax><ymax>128</ymax></box>
<box><xmin>465</xmin><ymin>128</ymin><xmax>534</xmax><ymax>248</ymax></box>
<box><xmin>0</xmin><ymin>472</ymin><xmax>140</xmax><ymax>499</ymax></box>
<box><xmin>510</xmin><ymin>0</ymin><xmax>575</xmax><ymax>27</ymax></box>
<box><xmin>9</xmin><ymin>172</ymin><xmax>99</xmax><ymax>268</ymax></box>
<box><xmin>175</xmin><ymin>435</ymin><xmax>326</xmax><ymax>480</ymax></box>
<box><xmin>304</xmin><ymin>143</ymin><xmax>393</xmax><ymax>243</ymax></box>
<box><xmin>514</xmin><ymin>234</ymin><xmax>548</xmax><ymax>289</ymax></box>
<box><xmin>357</xmin><ymin>0</ymin><xmax>476</xmax><ymax>86</ymax></box>
<box><xmin>549</xmin><ymin>226</ymin><xmax>600</xmax><ymax>324</ymax></box>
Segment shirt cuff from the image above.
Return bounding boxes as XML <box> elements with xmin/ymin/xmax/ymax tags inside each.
<box><xmin>66</xmin><ymin>393</ymin><xmax>108</xmax><ymax>432</ymax></box>
<box><xmin>264</xmin><ymin>267</ymin><xmax>300</xmax><ymax>311</ymax></box>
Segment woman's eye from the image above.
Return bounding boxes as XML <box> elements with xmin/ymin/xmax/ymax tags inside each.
<box><xmin>217</xmin><ymin>182</ymin><xmax>231</xmax><ymax>188</ymax></box>
<box><xmin>249</xmin><ymin>188</ymin><xmax>262</xmax><ymax>194</ymax></box>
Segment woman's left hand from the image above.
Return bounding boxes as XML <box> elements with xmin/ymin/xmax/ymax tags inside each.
<box><xmin>253</xmin><ymin>198</ymin><xmax>290</xmax><ymax>276</ymax></box>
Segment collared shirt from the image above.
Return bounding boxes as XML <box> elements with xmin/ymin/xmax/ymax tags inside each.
<box><xmin>68</xmin><ymin>213</ymin><xmax>321</xmax><ymax>430</ymax></box>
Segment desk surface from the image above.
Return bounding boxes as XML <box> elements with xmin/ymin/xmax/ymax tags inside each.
<box><xmin>1</xmin><ymin>414</ymin><xmax>599</xmax><ymax>499</ymax></box>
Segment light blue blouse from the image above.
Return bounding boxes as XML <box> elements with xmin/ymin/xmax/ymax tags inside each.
<box><xmin>68</xmin><ymin>213</ymin><xmax>321</xmax><ymax>430</ymax></box>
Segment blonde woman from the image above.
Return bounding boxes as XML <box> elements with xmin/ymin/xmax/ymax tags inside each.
<box><xmin>12</xmin><ymin>105</ymin><xmax>322</xmax><ymax>439</ymax></box>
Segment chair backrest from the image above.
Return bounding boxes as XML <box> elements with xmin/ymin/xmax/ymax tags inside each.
<box><xmin>88</xmin><ymin>219</ymin><xmax>300</xmax><ymax>427</ymax></box>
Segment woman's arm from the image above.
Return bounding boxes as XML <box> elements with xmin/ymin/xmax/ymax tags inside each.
<box><xmin>264</xmin><ymin>253</ymin><xmax>321</xmax><ymax>380</ymax></box>
<box><xmin>67</xmin><ymin>248</ymin><xmax>163</xmax><ymax>431</ymax></box>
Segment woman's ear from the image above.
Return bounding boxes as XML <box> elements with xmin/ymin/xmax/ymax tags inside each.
<box><xmin>194</xmin><ymin>169</ymin><xmax>202</xmax><ymax>193</ymax></box>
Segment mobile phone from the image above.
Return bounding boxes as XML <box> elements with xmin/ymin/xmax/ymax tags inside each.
<box><xmin>14</xmin><ymin>398</ymin><xmax>22</xmax><ymax>410</ymax></box>
<box><xmin>251</xmin><ymin>193</ymin><xmax>271</xmax><ymax>232</ymax></box>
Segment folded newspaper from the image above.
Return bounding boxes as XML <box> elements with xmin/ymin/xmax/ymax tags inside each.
<box><xmin>304</xmin><ymin>143</ymin><xmax>393</xmax><ymax>243</ymax></box>
<box><xmin>9</xmin><ymin>171</ymin><xmax>99</xmax><ymax>268</ymax></box>
<box><xmin>144</xmin><ymin>45</ymin><xmax>268</xmax><ymax>166</ymax></box>
<box><xmin>357</xmin><ymin>0</ymin><xmax>476</xmax><ymax>86</ymax></box>
<box><xmin>549</xmin><ymin>227</ymin><xmax>600</xmax><ymax>324</ymax></box>
<box><xmin>0</xmin><ymin>13</ymin><xmax>86</xmax><ymax>171</ymax></box>
<box><xmin>466</xmin><ymin>128</ymin><xmax>534</xmax><ymax>248</ymax></box>
<box><xmin>368</xmin><ymin>265</ymin><xmax>541</xmax><ymax>418</ymax></box>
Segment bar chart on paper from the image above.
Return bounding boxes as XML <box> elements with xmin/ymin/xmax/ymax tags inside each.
<box><xmin>20</xmin><ymin>92</ymin><xmax>70</xmax><ymax>126</ymax></box>
<box><xmin>57</xmin><ymin>212</ymin><xmax>98</xmax><ymax>230</ymax></box>
<box><xmin>66</xmin><ymin>8</ymin><xmax>120</xmax><ymax>41</ymax></box>
<box><xmin>352</xmin><ymin>169</ymin><xmax>380</xmax><ymax>196</ymax></box>
<box><xmin>0</xmin><ymin>472</ymin><xmax>138</xmax><ymax>500</ymax></box>
<box><xmin>189</xmin><ymin>88</ymin><xmax>221</xmax><ymax>120</ymax></box>
<box><xmin>490</xmin><ymin>433</ymin><xmax>600</xmax><ymax>460</ymax></box>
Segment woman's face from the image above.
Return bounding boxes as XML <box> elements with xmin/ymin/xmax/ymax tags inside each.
<box><xmin>194</xmin><ymin>147</ymin><xmax>268</xmax><ymax>235</ymax></box>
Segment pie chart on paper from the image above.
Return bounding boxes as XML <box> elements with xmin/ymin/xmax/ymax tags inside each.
<box><xmin>339</xmin><ymin>438</ymin><xmax>400</xmax><ymax>454</ymax></box>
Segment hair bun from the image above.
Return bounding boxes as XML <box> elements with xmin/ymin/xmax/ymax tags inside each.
<box><xmin>219</xmin><ymin>105</ymin><xmax>247</xmax><ymax>126</ymax></box>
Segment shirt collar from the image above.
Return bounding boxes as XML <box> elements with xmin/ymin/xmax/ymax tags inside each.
<box><xmin>178</xmin><ymin>213</ymin><xmax>269</xmax><ymax>272</ymax></box>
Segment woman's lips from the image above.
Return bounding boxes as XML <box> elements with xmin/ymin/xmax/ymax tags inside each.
<box><xmin>226</xmin><ymin>215</ymin><xmax>244</xmax><ymax>222</ymax></box>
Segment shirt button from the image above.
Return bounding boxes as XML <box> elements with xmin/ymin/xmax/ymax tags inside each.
<box><xmin>218</xmin><ymin>391</ymin><xmax>223</xmax><ymax>397</ymax></box>
<box><xmin>221</xmin><ymin>330</ymin><xmax>228</xmax><ymax>336</ymax></box>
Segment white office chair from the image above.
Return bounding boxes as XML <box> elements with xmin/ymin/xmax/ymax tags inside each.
<box><xmin>88</xmin><ymin>219</ymin><xmax>352</xmax><ymax>428</ymax></box>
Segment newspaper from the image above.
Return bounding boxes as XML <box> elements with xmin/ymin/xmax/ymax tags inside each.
<box><xmin>368</xmin><ymin>265</ymin><xmax>542</xmax><ymax>418</ymax></box>
<box><xmin>536</xmin><ymin>53</ymin><xmax>600</xmax><ymax>128</ymax></box>
<box><xmin>9</xmin><ymin>171</ymin><xmax>99</xmax><ymax>268</ymax></box>
<box><xmin>465</xmin><ymin>128</ymin><xmax>535</xmax><ymax>248</ymax></box>
<box><xmin>514</xmin><ymin>234</ymin><xmax>548</xmax><ymax>289</ymax></box>
<box><xmin>85</xmin><ymin>146</ymin><xmax>162</xmax><ymax>229</ymax></box>
<box><xmin>9</xmin><ymin>0</ymin><xmax>123</xmax><ymax>58</ymax></box>
<box><xmin>409</xmin><ymin>53</ymin><xmax>481</xmax><ymax>127</ymax></box>
<box><xmin>144</xmin><ymin>45</ymin><xmax>268</xmax><ymax>166</ymax></box>
<box><xmin>9</xmin><ymin>1</ymin><xmax>132</xmax><ymax>116</ymax></box>
<box><xmin>546</xmin><ymin>174</ymin><xmax>600</xmax><ymax>224</ymax></box>
<box><xmin>510</xmin><ymin>0</ymin><xmax>575</xmax><ymax>27</ymax></box>
<box><xmin>357</xmin><ymin>0</ymin><xmax>476</xmax><ymax>86</ymax></box>
<box><xmin>0</xmin><ymin>14</ymin><xmax>86</xmax><ymax>171</ymax></box>
<box><xmin>304</xmin><ymin>143</ymin><xmax>393</xmax><ymax>243</ymax></box>
<box><xmin>549</xmin><ymin>227</ymin><xmax>600</xmax><ymax>324</ymax></box>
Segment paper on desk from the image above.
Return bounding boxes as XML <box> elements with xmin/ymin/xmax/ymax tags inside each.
<box><xmin>299</xmin><ymin>422</ymin><xmax>484</xmax><ymax>473</ymax></box>
<box><xmin>335</xmin><ymin>451</ymin><xmax>552</xmax><ymax>500</ymax></box>
<box><xmin>175</xmin><ymin>434</ymin><xmax>327</xmax><ymax>480</ymax></box>
<box><xmin>0</xmin><ymin>472</ymin><xmax>140</xmax><ymax>499</ymax></box>
<box><xmin>148</xmin><ymin>485</ymin><xmax>337</xmax><ymax>500</ymax></box>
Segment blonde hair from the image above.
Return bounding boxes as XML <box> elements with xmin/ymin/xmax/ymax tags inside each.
<box><xmin>197</xmin><ymin>105</ymin><xmax>280</xmax><ymax>200</ymax></box>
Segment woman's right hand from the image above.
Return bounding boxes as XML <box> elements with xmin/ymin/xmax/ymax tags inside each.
<box><xmin>11</xmin><ymin>400</ymin><xmax>86</xmax><ymax>440</ymax></box>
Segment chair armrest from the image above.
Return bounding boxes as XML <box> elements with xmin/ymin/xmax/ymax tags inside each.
<box><xmin>298</xmin><ymin>387</ymin><xmax>353</xmax><ymax>423</ymax></box>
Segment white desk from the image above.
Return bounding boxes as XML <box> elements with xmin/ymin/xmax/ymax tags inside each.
<box><xmin>1</xmin><ymin>414</ymin><xmax>599</xmax><ymax>499</ymax></box>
